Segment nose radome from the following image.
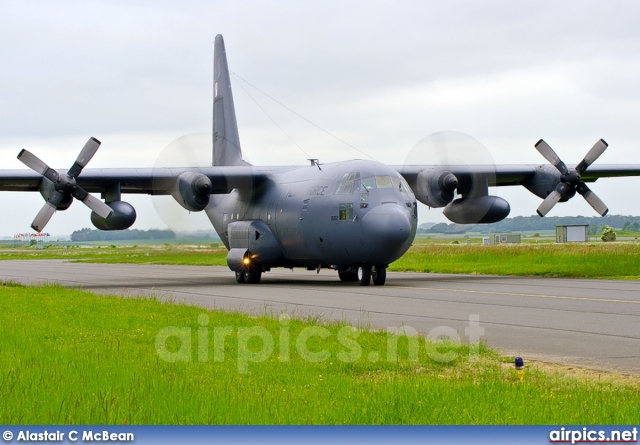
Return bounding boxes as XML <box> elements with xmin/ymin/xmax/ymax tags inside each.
<box><xmin>361</xmin><ymin>203</ymin><xmax>412</xmax><ymax>258</ymax></box>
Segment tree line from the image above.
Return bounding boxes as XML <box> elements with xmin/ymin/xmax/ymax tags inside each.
<box><xmin>420</xmin><ymin>215</ymin><xmax>640</xmax><ymax>234</ymax></box>
<box><xmin>70</xmin><ymin>228</ymin><xmax>176</xmax><ymax>241</ymax></box>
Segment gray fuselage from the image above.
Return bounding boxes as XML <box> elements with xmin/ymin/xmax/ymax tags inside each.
<box><xmin>206</xmin><ymin>159</ymin><xmax>417</xmax><ymax>269</ymax></box>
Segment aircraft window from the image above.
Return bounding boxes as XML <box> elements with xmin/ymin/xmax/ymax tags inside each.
<box><xmin>360</xmin><ymin>191</ymin><xmax>369</xmax><ymax>202</ymax></box>
<box><xmin>376</xmin><ymin>175</ymin><xmax>393</xmax><ymax>188</ymax></box>
<box><xmin>396</xmin><ymin>176</ymin><xmax>411</xmax><ymax>200</ymax></box>
<box><xmin>338</xmin><ymin>203</ymin><xmax>354</xmax><ymax>220</ymax></box>
<box><xmin>361</xmin><ymin>177</ymin><xmax>376</xmax><ymax>189</ymax></box>
<box><xmin>334</xmin><ymin>172</ymin><xmax>361</xmax><ymax>194</ymax></box>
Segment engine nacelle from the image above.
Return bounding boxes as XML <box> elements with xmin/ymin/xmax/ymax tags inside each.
<box><xmin>414</xmin><ymin>169</ymin><xmax>458</xmax><ymax>208</ymax></box>
<box><xmin>171</xmin><ymin>172</ymin><xmax>212</xmax><ymax>212</ymax></box>
<box><xmin>523</xmin><ymin>165</ymin><xmax>575</xmax><ymax>201</ymax></box>
<box><xmin>38</xmin><ymin>177</ymin><xmax>72</xmax><ymax>211</ymax></box>
<box><xmin>91</xmin><ymin>200</ymin><xmax>137</xmax><ymax>230</ymax></box>
<box><xmin>443</xmin><ymin>195</ymin><xmax>510</xmax><ymax>224</ymax></box>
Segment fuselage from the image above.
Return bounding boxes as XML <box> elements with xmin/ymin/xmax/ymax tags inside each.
<box><xmin>206</xmin><ymin>159</ymin><xmax>417</xmax><ymax>269</ymax></box>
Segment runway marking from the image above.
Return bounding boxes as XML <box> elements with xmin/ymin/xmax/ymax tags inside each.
<box><xmin>387</xmin><ymin>285</ymin><xmax>640</xmax><ymax>305</ymax></box>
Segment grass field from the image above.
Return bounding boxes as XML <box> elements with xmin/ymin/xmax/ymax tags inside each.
<box><xmin>1</xmin><ymin>282</ymin><xmax>639</xmax><ymax>424</ymax></box>
<box><xmin>391</xmin><ymin>242</ymin><xmax>640</xmax><ymax>279</ymax></box>
<box><xmin>1</xmin><ymin>239</ymin><xmax>639</xmax><ymax>279</ymax></box>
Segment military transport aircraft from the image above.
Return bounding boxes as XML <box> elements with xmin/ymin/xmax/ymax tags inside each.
<box><xmin>1</xmin><ymin>35</ymin><xmax>640</xmax><ymax>286</ymax></box>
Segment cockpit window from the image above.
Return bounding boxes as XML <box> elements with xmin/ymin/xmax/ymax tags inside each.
<box><xmin>397</xmin><ymin>175</ymin><xmax>412</xmax><ymax>200</ymax></box>
<box><xmin>334</xmin><ymin>172</ymin><xmax>360</xmax><ymax>194</ymax></box>
<box><xmin>335</xmin><ymin>172</ymin><xmax>412</xmax><ymax>197</ymax></box>
<box><xmin>361</xmin><ymin>176</ymin><xmax>376</xmax><ymax>190</ymax></box>
<box><xmin>375</xmin><ymin>175</ymin><xmax>393</xmax><ymax>189</ymax></box>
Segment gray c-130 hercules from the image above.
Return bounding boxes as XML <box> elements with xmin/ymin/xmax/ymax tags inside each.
<box><xmin>2</xmin><ymin>35</ymin><xmax>640</xmax><ymax>285</ymax></box>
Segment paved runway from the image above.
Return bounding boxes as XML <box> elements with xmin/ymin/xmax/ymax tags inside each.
<box><xmin>2</xmin><ymin>260</ymin><xmax>639</xmax><ymax>373</ymax></box>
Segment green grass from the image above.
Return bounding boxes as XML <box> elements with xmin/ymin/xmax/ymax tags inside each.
<box><xmin>390</xmin><ymin>242</ymin><xmax>640</xmax><ymax>279</ymax></box>
<box><xmin>0</xmin><ymin>244</ymin><xmax>229</xmax><ymax>266</ymax></box>
<box><xmin>1</xmin><ymin>283</ymin><xmax>639</xmax><ymax>424</ymax></box>
<box><xmin>2</xmin><ymin>240</ymin><xmax>640</xmax><ymax>279</ymax></box>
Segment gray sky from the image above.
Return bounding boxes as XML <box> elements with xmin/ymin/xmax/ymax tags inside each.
<box><xmin>2</xmin><ymin>0</ymin><xmax>640</xmax><ymax>236</ymax></box>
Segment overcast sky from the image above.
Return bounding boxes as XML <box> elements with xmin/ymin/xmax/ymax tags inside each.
<box><xmin>2</xmin><ymin>0</ymin><xmax>640</xmax><ymax>236</ymax></box>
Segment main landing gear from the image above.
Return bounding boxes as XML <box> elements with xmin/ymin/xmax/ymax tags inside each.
<box><xmin>339</xmin><ymin>265</ymin><xmax>387</xmax><ymax>286</ymax></box>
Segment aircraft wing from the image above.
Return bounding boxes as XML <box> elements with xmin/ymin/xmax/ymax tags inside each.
<box><xmin>395</xmin><ymin>161</ymin><xmax>640</xmax><ymax>222</ymax></box>
<box><xmin>0</xmin><ymin>166</ymin><xmax>289</xmax><ymax>194</ymax></box>
<box><xmin>395</xmin><ymin>164</ymin><xmax>640</xmax><ymax>187</ymax></box>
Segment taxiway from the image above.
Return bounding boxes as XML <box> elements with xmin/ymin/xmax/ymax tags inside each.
<box><xmin>2</xmin><ymin>260</ymin><xmax>639</xmax><ymax>373</ymax></box>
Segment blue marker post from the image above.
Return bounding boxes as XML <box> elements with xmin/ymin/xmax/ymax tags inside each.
<box><xmin>515</xmin><ymin>356</ymin><xmax>525</xmax><ymax>382</ymax></box>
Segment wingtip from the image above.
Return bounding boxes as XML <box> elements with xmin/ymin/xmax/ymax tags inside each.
<box><xmin>600</xmin><ymin>138</ymin><xmax>608</xmax><ymax>147</ymax></box>
<box><xmin>534</xmin><ymin>139</ymin><xmax>544</xmax><ymax>147</ymax></box>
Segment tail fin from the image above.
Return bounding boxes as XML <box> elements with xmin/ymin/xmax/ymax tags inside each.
<box><xmin>213</xmin><ymin>35</ymin><xmax>248</xmax><ymax>166</ymax></box>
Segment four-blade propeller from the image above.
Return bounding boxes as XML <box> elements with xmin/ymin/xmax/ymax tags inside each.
<box><xmin>535</xmin><ymin>139</ymin><xmax>609</xmax><ymax>217</ymax></box>
<box><xmin>17</xmin><ymin>137</ymin><xmax>113</xmax><ymax>232</ymax></box>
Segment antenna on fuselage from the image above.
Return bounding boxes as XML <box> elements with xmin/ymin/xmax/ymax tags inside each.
<box><xmin>308</xmin><ymin>158</ymin><xmax>321</xmax><ymax>170</ymax></box>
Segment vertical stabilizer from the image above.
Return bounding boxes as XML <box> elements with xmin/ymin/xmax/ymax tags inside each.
<box><xmin>213</xmin><ymin>35</ymin><xmax>248</xmax><ymax>166</ymax></box>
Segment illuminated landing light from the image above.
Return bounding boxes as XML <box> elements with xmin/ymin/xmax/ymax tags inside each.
<box><xmin>243</xmin><ymin>257</ymin><xmax>251</xmax><ymax>266</ymax></box>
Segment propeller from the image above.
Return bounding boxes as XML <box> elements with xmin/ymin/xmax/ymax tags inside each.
<box><xmin>404</xmin><ymin>131</ymin><xmax>497</xmax><ymax>216</ymax></box>
<box><xmin>151</xmin><ymin>133</ymin><xmax>215</xmax><ymax>234</ymax></box>
<box><xmin>17</xmin><ymin>137</ymin><xmax>113</xmax><ymax>232</ymax></box>
<box><xmin>535</xmin><ymin>139</ymin><xmax>609</xmax><ymax>217</ymax></box>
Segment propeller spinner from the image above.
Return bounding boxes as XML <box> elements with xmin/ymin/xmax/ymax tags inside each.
<box><xmin>535</xmin><ymin>139</ymin><xmax>609</xmax><ymax>217</ymax></box>
<box><xmin>17</xmin><ymin>137</ymin><xmax>113</xmax><ymax>232</ymax></box>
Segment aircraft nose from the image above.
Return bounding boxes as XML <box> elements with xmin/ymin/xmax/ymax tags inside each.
<box><xmin>360</xmin><ymin>203</ymin><xmax>413</xmax><ymax>262</ymax></box>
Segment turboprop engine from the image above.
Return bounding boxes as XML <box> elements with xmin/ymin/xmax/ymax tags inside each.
<box><xmin>414</xmin><ymin>169</ymin><xmax>459</xmax><ymax>208</ymax></box>
<box><xmin>171</xmin><ymin>171</ymin><xmax>212</xmax><ymax>212</ymax></box>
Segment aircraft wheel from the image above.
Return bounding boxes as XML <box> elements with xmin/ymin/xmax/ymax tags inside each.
<box><xmin>246</xmin><ymin>268</ymin><xmax>262</xmax><ymax>284</ymax></box>
<box><xmin>372</xmin><ymin>265</ymin><xmax>386</xmax><ymax>286</ymax></box>
<box><xmin>338</xmin><ymin>271</ymin><xmax>358</xmax><ymax>282</ymax></box>
<box><xmin>357</xmin><ymin>265</ymin><xmax>371</xmax><ymax>286</ymax></box>
<box><xmin>235</xmin><ymin>271</ymin><xmax>246</xmax><ymax>283</ymax></box>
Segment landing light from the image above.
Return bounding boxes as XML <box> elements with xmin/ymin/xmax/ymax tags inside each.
<box><xmin>243</xmin><ymin>257</ymin><xmax>251</xmax><ymax>265</ymax></box>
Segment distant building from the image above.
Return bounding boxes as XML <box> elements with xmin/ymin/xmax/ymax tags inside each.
<box><xmin>483</xmin><ymin>233</ymin><xmax>521</xmax><ymax>245</ymax></box>
<box><xmin>556</xmin><ymin>224</ymin><xmax>589</xmax><ymax>243</ymax></box>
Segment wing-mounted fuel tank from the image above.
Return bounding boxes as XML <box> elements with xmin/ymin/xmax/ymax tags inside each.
<box><xmin>413</xmin><ymin>168</ymin><xmax>459</xmax><ymax>208</ymax></box>
<box><xmin>91</xmin><ymin>201</ymin><xmax>137</xmax><ymax>230</ymax></box>
<box><xmin>226</xmin><ymin>220</ymin><xmax>284</xmax><ymax>272</ymax></box>
<box><xmin>442</xmin><ymin>174</ymin><xmax>510</xmax><ymax>224</ymax></box>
